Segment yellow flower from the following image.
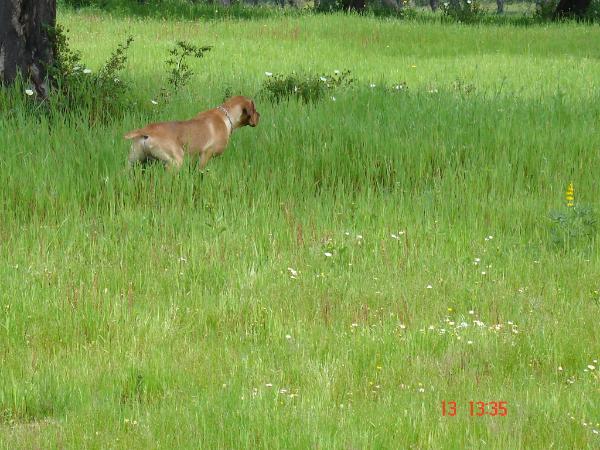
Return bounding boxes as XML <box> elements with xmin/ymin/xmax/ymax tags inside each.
<box><xmin>565</xmin><ymin>182</ymin><xmax>575</xmax><ymax>208</ymax></box>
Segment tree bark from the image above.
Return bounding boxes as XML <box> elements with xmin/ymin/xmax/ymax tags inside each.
<box><xmin>381</xmin><ymin>0</ymin><xmax>402</xmax><ymax>10</ymax></box>
<box><xmin>496</xmin><ymin>0</ymin><xmax>504</xmax><ymax>13</ymax></box>
<box><xmin>0</xmin><ymin>0</ymin><xmax>56</xmax><ymax>97</ymax></box>
<box><xmin>554</xmin><ymin>0</ymin><xmax>592</xmax><ymax>18</ymax></box>
<box><xmin>341</xmin><ymin>0</ymin><xmax>366</xmax><ymax>11</ymax></box>
<box><xmin>430</xmin><ymin>0</ymin><xmax>438</xmax><ymax>12</ymax></box>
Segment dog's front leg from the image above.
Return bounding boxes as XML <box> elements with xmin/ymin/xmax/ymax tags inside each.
<box><xmin>199</xmin><ymin>150</ymin><xmax>213</xmax><ymax>170</ymax></box>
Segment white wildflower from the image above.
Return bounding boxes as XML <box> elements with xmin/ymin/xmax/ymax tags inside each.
<box><xmin>25</xmin><ymin>89</ymin><xmax>34</xmax><ymax>96</ymax></box>
<box><xmin>83</xmin><ymin>68</ymin><xmax>92</xmax><ymax>74</ymax></box>
<box><xmin>265</xmin><ymin>72</ymin><xmax>273</xmax><ymax>77</ymax></box>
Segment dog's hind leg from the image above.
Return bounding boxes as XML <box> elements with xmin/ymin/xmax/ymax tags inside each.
<box><xmin>127</xmin><ymin>138</ymin><xmax>148</xmax><ymax>168</ymax></box>
<box><xmin>155</xmin><ymin>141</ymin><xmax>184</xmax><ymax>171</ymax></box>
<box><xmin>165</xmin><ymin>152</ymin><xmax>184</xmax><ymax>171</ymax></box>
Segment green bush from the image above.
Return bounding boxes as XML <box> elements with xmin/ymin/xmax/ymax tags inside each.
<box><xmin>584</xmin><ymin>0</ymin><xmax>600</xmax><ymax>21</ymax></box>
<box><xmin>533</xmin><ymin>0</ymin><xmax>558</xmax><ymax>20</ymax></box>
<box><xmin>440</xmin><ymin>0</ymin><xmax>486</xmax><ymax>23</ymax></box>
<box><xmin>44</xmin><ymin>25</ymin><xmax>135</xmax><ymax>124</ymax></box>
<box><xmin>260</xmin><ymin>70</ymin><xmax>353</xmax><ymax>104</ymax></box>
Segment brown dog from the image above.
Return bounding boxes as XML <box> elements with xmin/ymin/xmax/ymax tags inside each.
<box><xmin>124</xmin><ymin>96</ymin><xmax>260</xmax><ymax>170</ymax></box>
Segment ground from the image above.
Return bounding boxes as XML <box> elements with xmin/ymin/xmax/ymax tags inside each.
<box><xmin>0</xmin><ymin>8</ymin><xmax>599</xmax><ymax>449</ymax></box>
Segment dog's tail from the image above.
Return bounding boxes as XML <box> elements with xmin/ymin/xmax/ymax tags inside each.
<box><xmin>124</xmin><ymin>128</ymin><xmax>148</xmax><ymax>140</ymax></box>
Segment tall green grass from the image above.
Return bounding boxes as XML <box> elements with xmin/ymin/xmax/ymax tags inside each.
<box><xmin>1</xmin><ymin>11</ymin><xmax>599</xmax><ymax>449</ymax></box>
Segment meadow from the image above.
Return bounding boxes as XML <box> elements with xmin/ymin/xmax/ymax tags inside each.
<box><xmin>1</xmin><ymin>7</ymin><xmax>599</xmax><ymax>449</ymax></box>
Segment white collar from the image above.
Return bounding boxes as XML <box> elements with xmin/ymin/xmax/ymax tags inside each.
<box><xmin>217</xmin><ymin>105</ymin><xmax>234</xmax><ymax>135</ymax></box>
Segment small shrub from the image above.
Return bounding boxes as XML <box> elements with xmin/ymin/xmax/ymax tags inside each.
<box><xmin>158</xmin><ymin>41</ymin><xmax>212</xmax><ymax>102</ymax></box>
<box><xmin>366</xmin><ymin>0</ymin><xmax>416</xmax><ymax>19</ymax></box>
<box><xmin>260</xmin><ymin>70</ymin><xmax>353</xmax><ymax>104</ymax></box>
<box><xmin>316</xmin><ymin>0</ymin><xmax>415</xmax><ymax>18</ymax></box>
<box><xmin>440</xmin><ymin>0</ymin><xmax>485</xmax><ymax>23</ymax></box>
<box><xmin>584</xmin><ymin>0</ymin><xmax>600</xmax><ymax>21</ymax></box>
<box><xmin>549</xmin><ymin>183</ymin><xmax>597</xmax><ymax>250</ymax></box>
<box><xmin>533</xmin><ymin>0</ymin><xmax>559</xmax><ymax>21</ymax></box>
<box><xmin>44</xmin><ymin>24</ymin><xmax>135</xmax><ymax>124</ymax></box>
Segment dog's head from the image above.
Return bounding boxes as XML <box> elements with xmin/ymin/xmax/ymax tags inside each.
<box><xmin>242</xmin><ymin>98</ymin><xmax>260</xmax><ymax>127</ymax></box>
<box><xmin>225</xmin><ymin>96</ymin><xmax>260</xmax><ymax>128</ymax></box>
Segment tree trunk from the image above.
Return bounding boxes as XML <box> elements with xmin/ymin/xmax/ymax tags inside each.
<box><xmin>430</xmin><ymin>0</ymin><xmax>438</xmax><ymax>12</ymax></box>
<box><xmin>496</xmin><ymin>0</ymin><xmax>504</xmax><ymax>13</ymax></box>
<box><xmin>381</xmin><ymin>0</ymin><xmax>402</xmax><ymax>10</ymax></box>
<box><xmin>0</xmin><ymin>0</ymin><xmax>56</xmax><ymax>98</ymax></box>
<box><xmin>554</xmin><ymin>0</ymin><xmax>592</xmax><ymax>18</ymax></box>
<box><xmin>342</xmin><ymin>0</ymin><xmax>366</xmax><ymax>11</ymax></box>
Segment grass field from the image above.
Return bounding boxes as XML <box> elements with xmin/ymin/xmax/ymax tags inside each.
<box><xmin>1</xmin><ymin>7</ymin><xmax>600</xmax><ymax>449</ymax></box>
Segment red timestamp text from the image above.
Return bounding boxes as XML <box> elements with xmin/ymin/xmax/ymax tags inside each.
<box><xmin>441</xmin><ymin>400</ymin><xmax>508</xmax><ymax>417</ymax></box>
